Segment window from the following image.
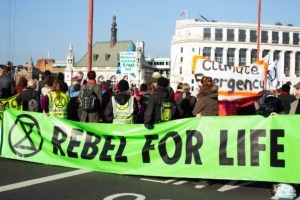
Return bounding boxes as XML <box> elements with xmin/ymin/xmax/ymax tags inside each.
<box><xmin>204</xmin><ymin>28</ymin><xmax>211</xmax><ymax>41</ymax></box>
<box><xmin>239</xmin><ymin>49</ymin><xmax>246</xmax><ymax>65</ymax></box>
<box><xmin>215</xmin><ymin>47</ymin><xmax>223</xmax><ymax>63</ymax></box>
<box><xmin>296</xmin><ymin>52</ymin><xmax>300</xmax><ymax>77</ymax></box>
<box><xmin>274</xmin><ymin>50</ymin><xmax>280</xmax><ymax>60</ymax></box>
<box><xmin>262</xmin><ymin>50</ymin><xmax>270</xmax><ymax>58</ymax></box>
<box><xmin>251</xmin><ymin>49</ymin><xmax>257</xmax><ymax>63</ymax></box>
<box><xmin>215</xmin><ymin>28</ymin><xmax>223</xmax><ymax>41</ymax></box>
<box><xmin>250</xmin><ymin>30</ymin><xmax>257</xmax><ymax>43</ymax></box>
<box><xmin>293</xmin><ymin>33</ymin><xmax>299</xmax><ymax>45</ymax></box>
<box><xmin>179</xmin><ymin>66</ymin><xmax>182</xmax><ymax>74</ymax></box>
<box><xmin>180</xmin><ymin>57</ymin><xmax>183</xmax><ymax>62</ymax></box>
<box><xmin>203</xmin><ymin>47</ymin><xmax>211</xmax><ymax>58</ymax></box>
<box><xmin>261</xmin><ymin>31</ymin><xmax>268</xmax><ymax>43</ymax></box>
<box><xmin>93</xmin><ymin>54</ymin><xmax>99</xmax><ymax>61</ymax></box>
<box><xmin>105</xmin><ymin>54</ymin><xmax>110</xmax><ymax>61</ymax></box>
<box><xmin>283</xmin><ymin>32</ymin><xmax>290</xmax><ymax>44</ymax></box>
<box><xmin>227</xmin><ymin>48</ymin><xmax>235</xmax><ymax>66</ymax></box>
<box><xmin>284</xmin><ymin>51</ymin><xmax>291</xmax><ymax>76</ymax></box>
<box><xmin>180</xmin><ymin>47</ymin><xmax>183</xmax><ymax>53</ymax></box>
<box><xmin>238</xmin><ymin>29</ymin><xmax>246</xmax><ymax>42</ymax></box>
<box><xmin>227</xmin><ymin>29</ymin><xmax>234</xmax><ymax>42</ymax></box>
<box><xmin>272</xmin><ymin>31</ymin><xmax>279</xmax><ymax>43</ymax></box>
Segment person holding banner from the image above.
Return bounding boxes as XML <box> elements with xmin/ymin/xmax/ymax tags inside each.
<box><xmin>175</xmin><ymin>83</ymin><xmax>196</xmax><ymax>118</ymax></box>
<box><xmin>278</xmin><ymin>83</ymin><xmax>296</xmax><ymax>114</ymax></box>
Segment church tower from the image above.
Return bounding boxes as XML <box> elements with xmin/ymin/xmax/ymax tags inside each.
<box><xmin>110</xmin><ymin>15</ymin><xmax>117</xmax><ymax>48</ymax></box>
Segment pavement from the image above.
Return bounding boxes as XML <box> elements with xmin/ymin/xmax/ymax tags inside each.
<box><xmin>0</xmin><ymin>157</ymin><xmax>293</xmax><ymax>200</ymax></box>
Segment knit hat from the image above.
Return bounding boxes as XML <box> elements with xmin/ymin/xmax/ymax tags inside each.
<box><xmin>151</xmin><ymin>72</ymin><xmax>161</xmax><ymax>83</ymax></box>
<box><xmin>157</xmin><ymin>77</ymin><xmax>169</xmax><ymax>88</ymax></box>
<box><xmin>118</xmin><ymin>79</ymin><xmax>129</xmax><ymax>92</ymax></box>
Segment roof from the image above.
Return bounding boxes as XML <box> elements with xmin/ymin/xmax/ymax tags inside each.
<box><xmin>75</xmin><ymin>40</ymin><xmax>134</xmax><ymax>67</ymax></box>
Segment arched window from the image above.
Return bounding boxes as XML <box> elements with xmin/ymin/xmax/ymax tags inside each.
<box><xmin>110</xmin><ymin>75</ymin><xmax>117</xmax><ymax>91</ymax></box>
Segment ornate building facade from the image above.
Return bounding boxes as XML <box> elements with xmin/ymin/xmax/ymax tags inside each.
<box><xmin>64</xmin><ymin>16</ymin><xmax>153</xmax><ymax>89</ymax></box>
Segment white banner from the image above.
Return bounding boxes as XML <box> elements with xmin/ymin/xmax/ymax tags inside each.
<box><xmin>120</xmin><ymin>52</ymin><xmax>137</xmax><ymax>75</ymax></box>
<box><xmin>192</xmin><ymin>56</ymin><xmax>268</xmax><ymax>101</ymax></box>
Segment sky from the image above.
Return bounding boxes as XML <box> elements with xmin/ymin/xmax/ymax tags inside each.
<box><xmin>0</xmin><ymin>0</ymin><xmax>300</xmax><ymax>66</ymax></box>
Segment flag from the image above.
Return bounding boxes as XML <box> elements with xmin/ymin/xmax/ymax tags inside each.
<box><xmin>267</xmin><ymin>60</ymin><xmax>279</xmax><ymax>89</ymax></box>
<box><xmin>180</xmin><ymin>9</ymin><xmax>188</xmax><ymax>16</ymax></box>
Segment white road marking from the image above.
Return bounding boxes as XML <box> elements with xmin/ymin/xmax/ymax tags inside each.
<box><xmin>140</xmin><ymin>178</ymin><xmax>175</xmax><ymax>184</ymax></box>
<box><xmin>217</xmin><ymin>180</ymin><xmax>254</xmax><ymax>192</ymax></box>
<box><xmin>194</xmin><ymin>180</ymin><xmax>210</xmax><ymax>189</ymax></box>
<box><xmin>0</xmin><ymin>169</ymin><xmax>90</xmax><ymax>193</ymax></box>
<box><xmin>172</xmin><ymin>180</ymin><xmax>188</xmax><ymax>185</ymax></box>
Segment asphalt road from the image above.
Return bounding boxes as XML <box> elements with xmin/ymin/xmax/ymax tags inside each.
<box><xmin>0</xmin><ymin>158</ymin><xmax>291</xmax><ymax>200</ymax></box>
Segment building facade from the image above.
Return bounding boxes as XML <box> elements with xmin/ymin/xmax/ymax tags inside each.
<box><xmin>65</xmin><ymin>16</ymin><xmax>153</xmax><ymax>89</ymax></box>
<box><xmin>171</xmin><ymin>19</ymin><xmax>300</xmax><ymax>94</ymax></box>
<box><xmin>145</xmin><ymin>57</ymin><xmax>171</xmax><ymax>78</ymax></box>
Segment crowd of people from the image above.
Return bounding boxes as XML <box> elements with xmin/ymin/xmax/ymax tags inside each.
<box><xmin>1</xmin><ymin>65</ymin><xmax>300</xmax><ymax>198</ymax></box>
<box><xmin>1</xmin><ymin>65</ymin><xmax>300</xmax><ymax>127</ymax></box>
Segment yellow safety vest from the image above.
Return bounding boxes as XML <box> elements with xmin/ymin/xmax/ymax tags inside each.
<box><xmin>112</xmin><ymin>96</ymin><xmax>134</xmax><ymax>124</ymax></box>
<box><xmin>47</xmin><ymin>92</ymin><xmax>69</xmax><ymax>118</ymax></box>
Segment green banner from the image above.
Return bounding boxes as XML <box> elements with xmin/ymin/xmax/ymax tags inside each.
<box><xmin>0</xmin><ymin>95</ymin><xmax>21</xmax><ymax>125</ymax></box>
<box><xmin>1</xmin><ymin>109</ymin><xmax>300</xmax><ymax>183</ymax></box>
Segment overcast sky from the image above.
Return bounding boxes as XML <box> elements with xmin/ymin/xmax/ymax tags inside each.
<box><xmin>0</xmin><ymin>0</ymin><xmax>299</xmax><ymax>65</ymax></box>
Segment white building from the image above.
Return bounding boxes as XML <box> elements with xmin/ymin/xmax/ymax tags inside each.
<box><xmin>171</xmin><ymin>19</ymin><xmax>300</xmax><ymax>94</ymax></box>
<box><xmin>145</xmin><ymin>57</ymin><xmax>171</xmax><ymax>78</ymax></box>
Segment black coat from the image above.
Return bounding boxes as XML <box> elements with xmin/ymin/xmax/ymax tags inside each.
<box><xmin>144</xmin><ymin>86</ymin><xmax>173</xmax><ymax>126</ymax></box>
<box><xmin>16</xmin><ymin>87</ymin><xmax>40</xmax><ymax>111</ymax></box>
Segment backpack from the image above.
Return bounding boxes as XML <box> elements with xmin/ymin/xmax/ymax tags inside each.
<box><xmin>80</xmin><ymin>86</ymin><xmax>97</xmax><ymax>112</ymax></box>
<box><xmin>160</xmin><ymin>98</ymin><xmax>175</xmax><ymax>122</ymax></box>
<box><xmin>28</xmin><ymin>91</ymin><xmax>40</xmax><ymax>112</ymax></box>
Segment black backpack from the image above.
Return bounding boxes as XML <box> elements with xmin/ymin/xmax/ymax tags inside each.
<box><xmin>27</xmin><ymin>90</ymin><xmax>40</xmax><ymax>112</ymax></box>
<box><xmin>80</xmin><ymin>86</ymin><xmax>97</xmax><ymax>112</ymax></box>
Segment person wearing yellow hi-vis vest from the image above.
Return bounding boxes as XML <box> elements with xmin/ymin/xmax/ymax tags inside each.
<box><xmin>105</xmin><ymin>80</ymin><xmax>139</xmax><ymax>124</ymax></box>
<box><xmin>40</xmin><ymin>80</ymin><xmax>69</xmax><ymax>118</ymax></box>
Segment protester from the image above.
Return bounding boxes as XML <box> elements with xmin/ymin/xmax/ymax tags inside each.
<box><xmin>78</xmin><ymin>70</ymin><xmax>102</xmax><ymax>122</ymax></box>
<box><xmin>99</xmin><ymin>81</ymin><xmax>110</xmax><ymax>122</ymax></box>
<box><xmin>256</xmin><ymin>94</ymin><xmax>283</xmax><ymax>116</ymax></box>
<box><xmin>105</xmin><ymin>79</ymin><xmax>139</xmax><ymax>124</ymax></box>
<box><xmin>16</xmin><ymin>79</ymin><xmax>40</xmax><ymax>112</ymax></box>
<box><xmin>40</xmin><ymin>80</ymin><xmax>69</xmax><ymax>118</ymax></box>
<box><xmin>174</xmin><ymin>82</ymin><xmax>183</xmax><ymax>102</ymax></box>
<box><xmin>38</xmin><ymin>70</ymin><xmax>52</xmax><ymax>96</ymax></box>
<box><xmin>289</xmin><ymin>82</ymin><xmax>300</xmax><ymax>114</ymax></box>
<box><xmin>144</xmin><ymin>77</ymin><xmax>175</xmax><ymax>129</ymax></box>
<box><xmin>193</xmin><ymin>77</ymin><xmax>219</xmax><ymax>117</ymax></box>
<box><xmin>175</xmin><ymin>83</ymin><xmax>196</xmax><ymax>118</ymax></box>
<box><xmin>67</xmin><ymin>77</ymin><xmax>81</xmax><ymax>121</ymax></box>
<box><xmin>15</xmin><ymin>76</ymin><xmax>28</xmax><ymax>94</ymax></box>
<box><xmin>57</xmin><ymin>72</ymin><xmax>68</xmax><ymax>93</ymax></box>
<box><xmin>150</xmin><ymin>72</ymin><xmax>161</xmax><ymax>91</ymax></box>
<box><xmin>41</xmin><ymin>75</ymin><xmax>54</xmax><ymax>98</ymax></box>
<box><xmin>0</xmin><ymin>66</ymin><xmax>15</xmax><ymax>98</ymax></box>
<box><xmin>277</xmin><ymin>83</ymin><xmax>296</xmax><ymax>114</ymax></box>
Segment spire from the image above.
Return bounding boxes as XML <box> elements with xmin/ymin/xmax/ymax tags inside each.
<box><xmin>69</xmin><ymin>43</ymin><xmax>73</xmax><ymax>53</ymax></box>
<box><xmin>110</xmin><ymin>15</ymin><xmax>117</xmax><ymax>48</ymax></box>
